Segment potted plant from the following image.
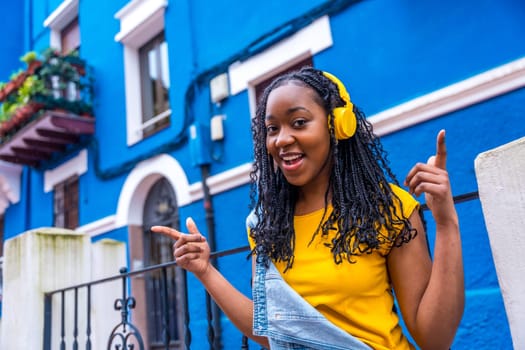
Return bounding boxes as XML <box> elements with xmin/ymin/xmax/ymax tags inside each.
<box><xmin>0</xmin><ymin>47</ymin><xmax>94</xmax><ymax>140</ymax></box>
<box><xmin>20</xmin><ymin>51</ymin><xmax>42</xmax><ymax>74</ymax></box>
<box><xmin>0</xmin><ymin>69</ymin><xmax>26</xmax><ymax>100</ymax></box>
<box><xmin>0</xmin><ymin>74</ymin><xmax>48</xmax><ymax>138</ymax></box>
<box><xmin>0</xmin><ymin>82</ymin><xmax>6</xmax><ymax>101</ymax></box>
<box><xmin>62</xmin><ymin>49</ymin><xmax>86</xmax><ymax>76</ymax></box>
<box><xmin>39</xmin><ymin>48</ymin><xmax>81</xmax><ymax>101</ymax></box>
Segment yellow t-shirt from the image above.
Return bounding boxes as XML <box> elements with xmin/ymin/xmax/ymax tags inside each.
<box><xmin>248</xmin><ymin>184</ymin><xmax>419</xmax><ymax>350</ymax></box>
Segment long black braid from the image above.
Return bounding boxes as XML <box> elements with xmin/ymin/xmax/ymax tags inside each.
<box><xmin>249</xmin><ymin>67</ymin><xmax>416</xmax><ymax>270</ymax></box>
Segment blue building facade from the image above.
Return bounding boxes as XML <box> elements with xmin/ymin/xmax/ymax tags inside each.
<box><xmin>1</xmin><ymin>0</ymin><xmax>524</xmax><ymax>348</ymax></box>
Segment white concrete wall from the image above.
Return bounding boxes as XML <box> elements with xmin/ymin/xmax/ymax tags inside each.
<box><xmin>475</xmin><ymin>136</ymin><xmax>525</xmax><ymax>350</ymax></box>
<box><xmin>0</xmin><ymin>229</ymin><xmax>128</xmax><ymax>349</ymax></box>
<box><xmin>0</xmin><ymin>228</ymin><xmax>90</xmax><ymax>350</ymax></box>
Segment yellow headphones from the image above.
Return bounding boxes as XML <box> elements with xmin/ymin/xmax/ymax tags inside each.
<box><xmin>322</xmin><ymin>71</ymin><xmax>357</xmax><ymax>140</ymax></box>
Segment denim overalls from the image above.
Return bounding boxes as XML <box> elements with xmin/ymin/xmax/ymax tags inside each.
<box><xmin>252</xmin><ymin>256</ymin><xmax>371</xmax><ymax>350</ymax></box>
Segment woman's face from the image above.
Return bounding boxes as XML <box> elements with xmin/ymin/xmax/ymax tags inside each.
<box><xmin>264</xmin><ymin>83</ymin><xmax>332</xmax><ymax>191</ymax></box>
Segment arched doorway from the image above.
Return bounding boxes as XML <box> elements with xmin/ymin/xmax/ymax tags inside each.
<box><xmin>142</xmin><ymin>177</ymin><xmax>187</xmax><ymax>349</ymax></box>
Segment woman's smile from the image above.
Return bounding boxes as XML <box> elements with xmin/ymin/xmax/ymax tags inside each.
<box><xmin>279</xmin><ymin>152</ymin><xmax>304</xmax><ymax>171</ymax></box>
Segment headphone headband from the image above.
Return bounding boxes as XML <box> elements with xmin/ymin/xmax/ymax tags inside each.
<box><xmin>322</xmin><ymin>71</ymin><xmax>357</xmax><ymax>140</ymax></box>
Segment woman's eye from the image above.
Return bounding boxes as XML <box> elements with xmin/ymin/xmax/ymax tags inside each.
<box><xmin>266</xmin><ymin>125</ymin><xmax>277</xmax><ymax>134</ymax></box>
<box><xmin>293</xmin><ymin>119</ymin><xmax>307</xmax><ymax>127</ymax></box>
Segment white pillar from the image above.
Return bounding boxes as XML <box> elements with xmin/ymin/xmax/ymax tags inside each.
<box><xmin>90</xmin><ymin>238</ymin><xmax>127</xmax><ymax>350</ymax></box>
<box><xmin>0</xmin><ymin>228</ymin><xmax>90</xmax><ymax>350</ymax></box>
<box><xmin>475</xmin><ymin>136</ymin><xmax>525</xmax><ymax>350</ymax></box>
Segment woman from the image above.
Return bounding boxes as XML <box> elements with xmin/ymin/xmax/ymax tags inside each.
<box><xmin>152</xmin><ymin>67</ymin><xmax>464</xmax><ymax>349</ymax></box>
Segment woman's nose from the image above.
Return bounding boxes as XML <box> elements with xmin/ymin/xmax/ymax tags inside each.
<box><xmin>275</xmin><ymin>127</ymin><xmax>294</xmax><ymax>148</ymax></box>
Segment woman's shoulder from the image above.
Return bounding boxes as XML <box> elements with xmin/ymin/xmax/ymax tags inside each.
<box><xmin>389</xmin><ymin>182</ymin><xmax>411</xmax><ymax>199</ymax></box>
<box><xmin>388</xmin><ymin>183</ymin><xmax>419</xmax><ymax>217</ymax></box>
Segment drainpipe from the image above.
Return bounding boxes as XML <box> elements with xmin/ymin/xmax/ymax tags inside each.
<box><xmin>200</xmin><ymin>163</ymin><xmax>222</xmax><ymax>350</ymax></box>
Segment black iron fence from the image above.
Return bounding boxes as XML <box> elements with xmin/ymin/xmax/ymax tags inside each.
<box><xmin>42</xmin><ymin>245</ymin><xmax>250</xmax><ymax>350</ymax></box>
<box><xmin>42</xmin><ymin>191</ymin><xmax>479</xmax><ymax>350</ymax></box>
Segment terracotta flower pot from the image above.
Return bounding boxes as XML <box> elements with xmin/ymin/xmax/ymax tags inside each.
<box><xmin>27</xmin><ymin>60</ymin><xmax>42</xmax><ymax>75</ymax></box>
<box><xmin>3</xmin><ymin>81</ymin><xmax>16</xmax><ymax>97</ymax></box>
<box><xmin>14</xmin><ymin>72</ymin><xmax>27</xmax><ymax>86</ymax></box>
<box><xmin>30</xmin><ymin>102</ymin><xmax>45</xmax><ymax>114</ymax></box>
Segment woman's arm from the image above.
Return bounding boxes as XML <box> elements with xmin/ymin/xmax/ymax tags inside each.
<box><xmin>151</xmin><ymin>218</ymin><xmax>269</xmax><ymax>348</ymax></box>
<box><xmin>388</xmin><ymin>130</ymin><xmax>465</xmax><ymax>350</ymax></box>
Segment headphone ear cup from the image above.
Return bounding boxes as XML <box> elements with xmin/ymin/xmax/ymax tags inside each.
<box><xmin>333</xmin><ymin>106</ymin><xmax>357</xmax><ymax>140</ymax></box>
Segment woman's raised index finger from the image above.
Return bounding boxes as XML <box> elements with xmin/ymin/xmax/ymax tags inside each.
<box><xmin>150</xmin><ymin>226</ymin><xmax>182</xmax><ymax>240</ymax></box>
<box><xmin>434</xmin><ymin>129</ymin><xmax>447</xmax><ymax>170</ymax></box>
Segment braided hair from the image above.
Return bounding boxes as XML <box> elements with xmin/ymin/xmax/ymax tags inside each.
<box><xmin>249</xmin><ymin>67</ymin><xmax>416</xmax><ymax>270</ymax></box>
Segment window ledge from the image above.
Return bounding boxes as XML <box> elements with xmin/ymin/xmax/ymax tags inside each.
<box><xmin>114</xmin><ymin>0</ymin><xmax>167</xmax><ymax>48</ymax></box>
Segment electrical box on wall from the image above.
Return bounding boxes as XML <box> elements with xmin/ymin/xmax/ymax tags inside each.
<box><xmin>210</xmin><ymin>115</ymin><xmax>225</xmax><ymax>141</ymax></box>
<box><xmin>189</xmin><ymin>123</ymin><xmax>211</xmax><ymax>167</ymax></box>
<box><xmin>210</xmin><ymin>73</ymin><xmax>229</xmax><ymax>103</ymax></box>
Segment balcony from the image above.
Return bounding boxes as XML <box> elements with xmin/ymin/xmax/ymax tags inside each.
<box><xmin>0</xmin><ymin>49</ymin><xmax>94</xmax><ymax>167</ymax></box>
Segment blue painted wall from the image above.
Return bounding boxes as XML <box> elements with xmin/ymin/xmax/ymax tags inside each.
<box><xmin>1</xmin><ymin>0</ymin><xmax>524</xmax><ymax>348</ymax></box>
<box><xmin>0</xmin><ymin>2</ymin><xmax>25</xmax><ymax>79</ymax></box>
<box><xmin>321</xmin><ymin>0</ymin><xmax>525</xmax><ymax>114</ymax></box>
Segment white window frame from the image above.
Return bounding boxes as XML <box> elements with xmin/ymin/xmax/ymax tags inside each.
<box><xmin>44</xmin><ymin>149</ymin><xmax>87</xmax><ymax>193</ymax></box>
<box><xmin>43</xmin><ymin>0</ymin><xmax>79</xmax><ymax>51</ymax></box>
<box><xmin>114</xmin><ymin>0</ymin><xmax>170</xmax><ymax>146</ymax></box>
<box><xmin>228</xmin><ymin>15</ymin><xmax>333</xmax><ymax>118</ymax></box>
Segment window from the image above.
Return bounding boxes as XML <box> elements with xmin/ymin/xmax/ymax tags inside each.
<box><xmin>139</xmin><ymin>32</ymin><xmax>171</xmax><ymax>137</ymax></box>
<box><xmin>114</xmin><ymin>0</ymin><xmax>170</xmax><ymax>145</ymax></box>
<box><xmin>43</xmin><ymin>0</ymin><xmax>80</xmax><ymax>53</ymax></box>
<box><xmin>227</xmin><ymin>16</ymin><xmax>332</xmax><ymax>118</ymax></box>
<box><xmin>53</xmin><ymin>175</ymin><xmax>79</xmax><ymax>229</ymax></box>
<box><xmin>61</xmin><ymin>17</ymin><xmax>80</xmax><ymax>54</ymax></box>
<box><xmin>254</xmin><ymin>57</ymin><xmax>313</xmax><ymax>105</ymax></box>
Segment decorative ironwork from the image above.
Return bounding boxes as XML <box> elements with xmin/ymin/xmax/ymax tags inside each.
<box><xmin>60</xmin><ymin>291</ymin><xmax>66</xmax><ymax>350</ymax></box>
<box><xmin>87</xmin><ymin>285</ymin><xmax>92</xmax><ymax>350</ymax></box>
<box><xmin>107</xmin><ymin>268</ymin><xmax>145</xmax><ymax>350</ymax></box>
<box><xmin>42</xmin><ymin>245</ymin><xmax>255</xmax><ymax>350</ymax></box>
